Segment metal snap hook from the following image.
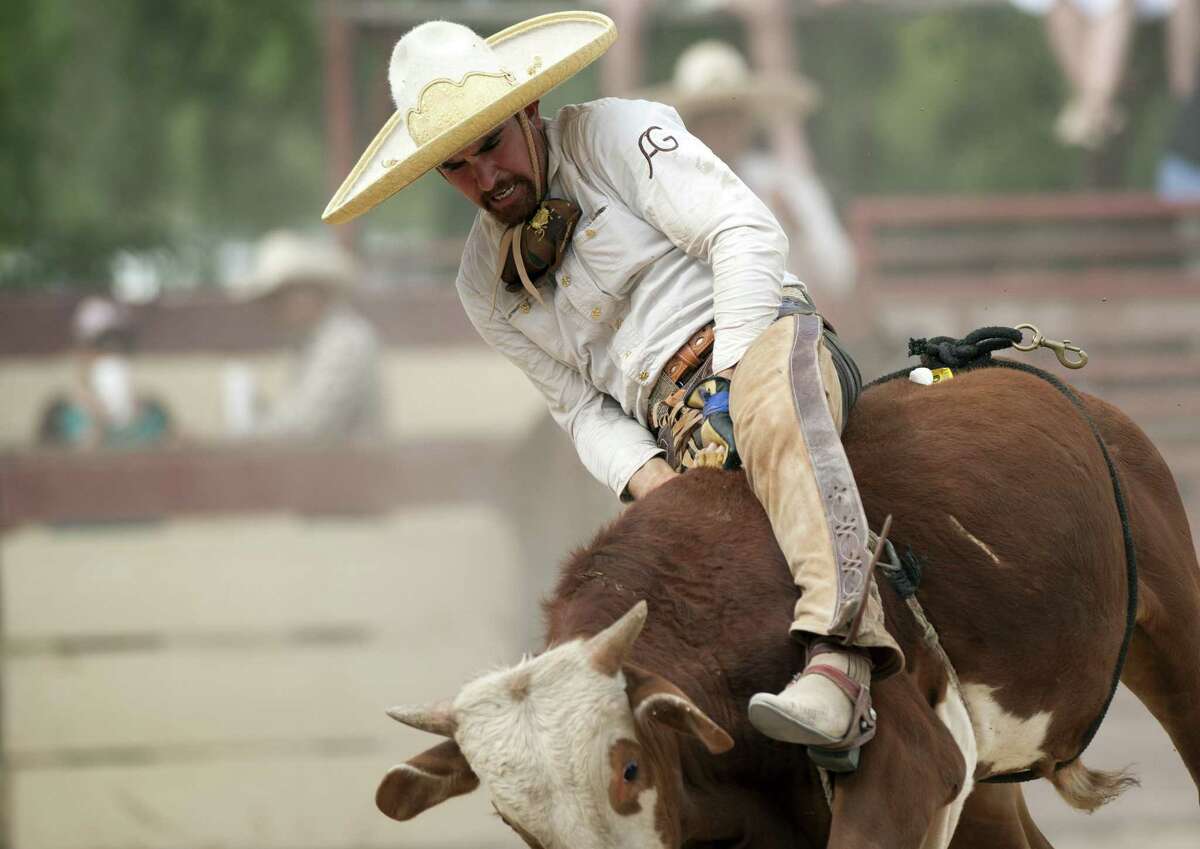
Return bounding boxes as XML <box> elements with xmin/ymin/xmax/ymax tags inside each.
<box><xmin>1013</xmin><ymin>322</ymin><xmax>1088</xmax><ymax>369</ymax></box>
<box><xmin>1044</xmin><ymin>337</ymin><xmax>1088</xmax><ymax>369</ymax></box>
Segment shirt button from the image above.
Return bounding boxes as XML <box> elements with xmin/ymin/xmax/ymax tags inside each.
<box><xmin>561</xmin><ymin>272</ymin><xmax>571</xmax><ymax>287</ymax></box>
<box><xmin>622</xmin><ymin>350</ymin><xmax>631</xmax><ymax>359</ymax></box>
<box><xmin>638</xmin><ymin>369</ymin><xmax>650</xmax><ymax>382</ymax></box>
<box><xmin>585</xmin><ymin>228</ymin><xmax>597</xmax><ymax>238</ymax></box>
<box><xmin>590</xmin><ymin>306</ymin><xmax>602</xmax><ymax>320</ymax></box>
<box><xmin>519</xmin><ymin>302</ymin><xmax>531</xmax><ymax>314</ymax></box>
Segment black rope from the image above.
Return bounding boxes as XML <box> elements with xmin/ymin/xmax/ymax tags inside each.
<box><xmin>866</xmin><ymin>329</ymin><xmax>1139</xmax><ymax>785</ymax></box>
<box><xmin>907</xmin><ymin>326</ymin><xmax>1023</xmax><ymax>370</ymax></box>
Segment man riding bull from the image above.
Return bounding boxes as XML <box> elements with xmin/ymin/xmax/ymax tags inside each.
<box><xmin>323</xmin><ymin>11</ymin><xmax>902</xmax><ymax>769</ymax></box>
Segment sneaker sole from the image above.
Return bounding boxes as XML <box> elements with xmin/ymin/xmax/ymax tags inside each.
<box><xmin>747</xmin><ymin>695</ymin><xmax>842</xmax><ymax>747</ymax></box>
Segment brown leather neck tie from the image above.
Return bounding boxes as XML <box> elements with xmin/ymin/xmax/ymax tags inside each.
<box><xmin>490</xmin><ymin>114</ymin><xmax>580</xmax><ymax>309</ymax></box>
<box><xmin>496</xmin><ymin>198</ymin><xmax>581</xmax><ymax>303</ymax></box>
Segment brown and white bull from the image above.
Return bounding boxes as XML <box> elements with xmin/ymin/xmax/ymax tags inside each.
<box><xmin>378</xmin><ymin>367</ymin><xmax>1200</xmax><ymax>848</ymax></box>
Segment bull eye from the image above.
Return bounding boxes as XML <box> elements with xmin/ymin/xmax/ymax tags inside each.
<box><xmin>622</xmin><ymin>760</ymin><xmax>639</xmax><ymax>783</ymax></box>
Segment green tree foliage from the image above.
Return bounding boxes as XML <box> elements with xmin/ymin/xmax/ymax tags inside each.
<box><xmin>1</xmin><ymin>0</ymin><xmax>323</xmax><ymax>289</ymax></box>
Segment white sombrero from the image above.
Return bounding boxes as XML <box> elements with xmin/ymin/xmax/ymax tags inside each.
<box><xmin>322</xmin><ymin>11</ymin><xmax>617</xmax><ymax>225</ymax></box>
<box><xmin>639</xmin><ymin>40</ymin><xmax>818</xmax><ymax>122</ymax></box>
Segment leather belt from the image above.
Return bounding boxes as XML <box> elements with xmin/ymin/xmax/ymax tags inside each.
<box><xmin>648</xmin><ymin>323</ymin><xmax>715</xmax><ymax>429</ymax></box>
<box><xmin>649</xmin><ymin>323</ymin><xmax>717</xmax><ymax>461</ymax></box>
<box><xmin>662</xmin><ymin>324</ymin><xmax>715</xmax><ymax>391</ymax></box>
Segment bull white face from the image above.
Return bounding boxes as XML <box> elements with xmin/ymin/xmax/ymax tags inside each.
<box><xmin>377</xmin><ymin>602</ymin><xmax>734</xmax><ymax>849</ymax></box>
<box><xmin>454</xmin><ymin>631</ymin><xmax>668</xmax><ymax>847</ymax></box>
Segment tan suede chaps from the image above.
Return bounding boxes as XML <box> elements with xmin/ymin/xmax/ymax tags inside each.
<box><xmin>730</xmin><ymin>312</ymin><xmax>904</xmax><ymax>678</ymax></box>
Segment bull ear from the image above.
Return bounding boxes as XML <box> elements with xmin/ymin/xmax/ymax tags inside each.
<box><xmin>589</xmin><ymin>600</ymin><xmax>648</xmax><ymax>676</ymax></box>
<box><xmin>625</xmin><ymin>664</ymin><xmax>734</xmax><ymax>755</ymax></box>
<box><xmin>377</xmin><ymin>739</ymin><xmax>480</xmax><ymax>821</ymax></box>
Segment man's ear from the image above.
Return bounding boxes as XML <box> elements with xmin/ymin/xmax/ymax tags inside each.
<box><xmin>523</xmin><ymin>100</ymin><xmax>543</xmax><ymax>127</ymax></box>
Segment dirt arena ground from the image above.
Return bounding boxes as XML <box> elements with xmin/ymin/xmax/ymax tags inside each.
<box><xmin>1023</xmin><ymin>686</ymin><xmax>1198</xmax><ymax>848</ymax></box>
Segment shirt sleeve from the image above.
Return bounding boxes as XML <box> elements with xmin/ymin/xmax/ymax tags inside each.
<box><xmin>254</xmin><ymin>312</ymin><xmax>379</xmax><ymax>439</ymax></box>
<box><xmin>456</xmin><ymin>227</ymin><xmax>663</xmax><ymax>498</ymax></box>
<box><xmin>565</xmin><ymin>99</ymin><xmax>789</xmax><ymax>373</ymax></box>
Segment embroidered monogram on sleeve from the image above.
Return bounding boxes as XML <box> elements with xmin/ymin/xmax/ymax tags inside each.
<box><xmin>637</xmin><ymin>126</ymin><xmax>679</xmax><ymax>180</ymax></box>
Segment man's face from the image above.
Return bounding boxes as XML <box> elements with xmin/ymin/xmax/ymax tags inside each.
<box><xmin>438</xmin><ymin>104</ymin><xmax>543</xmax><ymax>226</ymax></box>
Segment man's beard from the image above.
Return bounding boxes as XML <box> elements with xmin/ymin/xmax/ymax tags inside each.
<box><xmin>485</xmin><ymin>176</ymin><xmax>539</xmax><ymax>226</ymax></box>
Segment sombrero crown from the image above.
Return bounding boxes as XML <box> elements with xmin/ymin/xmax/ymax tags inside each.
<box><xmin>323</xmin><ymin>11</ymin><xmax>616</xmax><ymax>225</ymax></box>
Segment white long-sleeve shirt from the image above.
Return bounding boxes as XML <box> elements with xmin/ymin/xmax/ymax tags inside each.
<box><xmin>456</xmin><ymin>98</ymin><xmax>800</xmax><ymax>496</ymax></box>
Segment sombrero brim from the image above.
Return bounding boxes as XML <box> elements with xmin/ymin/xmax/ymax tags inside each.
<box><xmin>639</xmin><ymin>74</ymin><xmax>819</xmax><ymax>121</ymax></box>
<box><xmin>323</xmin><ymin>11</ymin><xmax>616</xmax><ymax>225</ymax></box>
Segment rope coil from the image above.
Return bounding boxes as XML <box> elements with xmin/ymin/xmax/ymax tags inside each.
<box><xmin>907</xmin><ymin>326</ymin><xmax>1023</xmax><ymax>370</ymax></box>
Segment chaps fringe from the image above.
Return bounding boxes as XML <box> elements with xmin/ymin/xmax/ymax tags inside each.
<box><xmin>1045</xmin><ymin>759</ymin><xmax>1139</xmax><ymax>812</ymax></box>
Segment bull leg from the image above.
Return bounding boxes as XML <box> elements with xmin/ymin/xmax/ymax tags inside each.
<box><xmin>951</xmin><ymin>784</ymin><xmax>1055</xmax><ymax>849</ymax></box>
<box><xmin>1120</xmin><ymin>577</ymin><xmax>1200</xmax><ymax>796</ymax></box>
<box><xmin>826</xmin><ymin>674</ymin><xmax>967</xmax><ymax>849</ymax></box>
<box><xmin>920</xmin><ymin>676</ymin><xmax>978</xmax><ymax>849</ymax></box>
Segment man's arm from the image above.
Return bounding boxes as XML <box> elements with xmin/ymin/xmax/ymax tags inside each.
<box><xmin>626</xmin><ymin>456</ymin><xmax>678</xmax><ymax>500</ymax></box>
<box><xmin>457</xmin><ymin>246</ymin><xmax>664</xmax><ymax>499</ymax></box>
<box><xmin>570</xmin><ymin>99</ymin><xmax>790</xmax><ymax>374</ymax></box>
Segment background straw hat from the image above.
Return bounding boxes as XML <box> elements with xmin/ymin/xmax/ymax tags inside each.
<box><xmin>237</xmin><ymin>230</ymin><xmax>357</xmax><ymax>301</ymax></box>
<box><xmin>323</xmin><ymin>11</ymin><xmax>616</xmax><ymax>225</ymax></box>
<box><xmin>640</xmin><ymin>39</ymin><xmax>819</xmax><ymax>123</ymax></box>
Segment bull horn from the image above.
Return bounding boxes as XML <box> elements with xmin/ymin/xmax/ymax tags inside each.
<box><xmin>386</xmin><ymin>702</ymin><xmax>457</xmax><ymax>737</ymax></box>
<box><xmin>589</xmin><ymin>600</ymin><xmax>649</xmax><ymax>676</ymax></box>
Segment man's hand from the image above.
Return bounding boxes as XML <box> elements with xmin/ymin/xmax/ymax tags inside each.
<box><xmin>626</xmin><ymin>456</ymin><xmax>679</xmax><ymax>500</ymax></box>
<box><xmin>685</xmin><ymin>375</ymin><xmax>739</xmax><ymax>469</ymax></box>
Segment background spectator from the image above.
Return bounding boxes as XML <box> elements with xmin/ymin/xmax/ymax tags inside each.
<box><xmin>235</xmin><ymin>231</ymin><xmax>383</xmax><ymax>441</ymax></box>
<box><xmin>1157</xmin><ymin>0</ymin><xmax>1200</xmax><ymax>197</ymax></box>
<box><xmin>36</xmin><ymin>297</ymin><xmax>172</xmax><ymax>448</ymax></box>
<box><xmin>613</xmin><ymin>0</ymin><xmax>857</xmax><ymax>298</ymax></box>
<box><xmin>1012</xmin><ymin>0</ymin><xmax>1180</xmax><ymax>148</ymax></box>
<box><xmin>646</xmin><ymin>38</ymin><xmax>858</xmax><ymax>298</ymax></box>
<box><xmin>1157</xmin><ymin>66</ymin><xmax>1200</xmax><ymax>197</ymax></box>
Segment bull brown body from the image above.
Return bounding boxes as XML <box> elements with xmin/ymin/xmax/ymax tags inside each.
<box><xmin>383</xmin><ymin>366</ymin><xmax>1200</xmax><ymax>848</ymax></box>
<box><xmin>544</xmin><ymin>367</ymin><xmax>1199</xmax><ymax>847</ymax></box>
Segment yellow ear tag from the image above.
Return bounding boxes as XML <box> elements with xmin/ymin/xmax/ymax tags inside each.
<box><xmin>930</xmin><ymin>368</ymin><xmax>954</xmax><ymax>383</ymax></box>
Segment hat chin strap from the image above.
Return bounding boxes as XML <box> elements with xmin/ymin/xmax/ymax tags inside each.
<box><xmin>517</xmin><ymin>110</ymin><xmax>543</xmax><ymax>200</ymax></box>
<box><xmin>492</xmin><ymin>110</ymin><xmax>547</xmax><ymax>310</ymax></box>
